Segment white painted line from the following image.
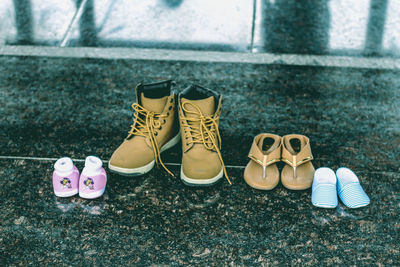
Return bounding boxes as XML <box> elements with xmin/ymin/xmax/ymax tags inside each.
<box><xmin>1</xmin><ymin>45</ymin><xmax>400</xmax><ymax>70</ymax></box>
<box><xmin>0</xmin><ymin>155</ymin><xmax>246</xmax><ymax>169</ymax></box>
<box><xmin>0</xmin><ymin>155</ymin><xmax>86</xmax><ymax>162</ymax></box>
<box><xmin>163</xmin><ymin>162</ymin><xmax>245</xmax><ymax>169</ymax></box>
<box><xmin>1</xmin><ymin>155</ymin><xmax>399</xmax><ymax>174</ymax></box>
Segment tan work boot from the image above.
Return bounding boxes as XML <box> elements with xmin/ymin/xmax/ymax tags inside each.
<box><xmin>109</xmin><ymin>80</ymin><xmax>180</xmax><ymax>176</ymax></box>
<box><xmin>178</xmin><ymin>85</ymin><xmax>231</xmax><ymax>186</ymax></box>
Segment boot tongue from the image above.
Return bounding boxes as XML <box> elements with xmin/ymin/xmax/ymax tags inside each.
<box><xmin>181</xmin><ymin>96</ymin><xmax>215</xmax><ymax>117</ymax></box>
<box><xmin>141</xmin><ymin>93</ymin><xmax>167</xmax><ymax>113</ymax></box>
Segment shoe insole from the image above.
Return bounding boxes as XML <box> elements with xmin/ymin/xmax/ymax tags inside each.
<box><xmin>55</xmin><ymin>157</ymin><xmax>73</xmax><ymax>173</ymax></box>
<box><xmin>142</xmin><ymin>81</ymin><xmax>171</xmax><ymax>98</ymax></box>
<box><xmin>259</xmin><ymin>137</ymin><xmax>279</xmax><ymax>154</ymax></box>
<box><xmin>336</xmin><ymin>168</ymin><xmax>358</xmax><ymax>183</ymax></box>
<box><xmin>314</xmin><ymin>167</ymin><xmax>336</xmax><ymax>184</ymax></box>
<box><xmin>262</xmin><ymin>137</ymin><xmax>274</xmax><ymax>152</ymax></box>
<box><xmin>289</xmin><ymin>138</ymin><xmax>302</xmax><ymax>154</ymax></box>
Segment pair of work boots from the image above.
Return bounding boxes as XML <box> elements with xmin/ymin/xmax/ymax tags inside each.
<box><xmin>109</xmin><ymin>80</ymin><xmax>230</xmax><ymax>186</ymax></box>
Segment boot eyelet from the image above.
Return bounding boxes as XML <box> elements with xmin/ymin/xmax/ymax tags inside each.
<box><xmin>162</xmin><ymin>119</ymin><xmax>166</xmax><ymax>124</ymax></box>
<box><xmin>154</xmin><ymin>132</ymin><xmax>158</xmax><ymax>136</ymax></box>
<box><xmin>167</xmin><ymin>112</ymin><xmax>170</xmax><ymax>116</ymax></box>
<box><xmin>169</xmin><ymin>106</ymin><xmax>172</xmax><ymax>110</ymax></box>
<box><xmin>170</xmin><ymin>98</ymin><xmax>173</xmax><ymax>103</ymax></box>
<box><xmin>159</xmin><ymin>126</ymin><xmax>162</xmax><ymax>130</ymax></box>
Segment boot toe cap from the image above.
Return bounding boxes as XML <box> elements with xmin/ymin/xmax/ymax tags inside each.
<box><xmin>109</xmin><ymin>143</ymin><xmax>154</xmax><ymax>169</ymax></box>
<box><xmin>182</xmin><ymin>153</ymin><xmax>222</xmax><ymax>180</ymax></box>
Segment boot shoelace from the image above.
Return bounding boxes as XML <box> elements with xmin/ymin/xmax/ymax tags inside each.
<box><xmin>128</xmin><ymin>103</ymin><xmax>174</xmax><ymax>176</ymax></box>
<box><xmin>181</xmin><ymin>101</ymin><xmax>231</xmax><ymax>185</ymax></box>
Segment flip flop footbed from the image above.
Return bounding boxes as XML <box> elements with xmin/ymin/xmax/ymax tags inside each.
<box><xmin>281</xmin><ymin>134</ymin><xmax>315</xmax><ymax>190</ymax></box>
<box><xmin>244</xmin><ymin>160</ymin><xmax>280</xmax><ymax>190</ymax></box>
<box><xmin>281</xmin><ymin>162</ymin><xmax>315</xmax><ymax>190</ymax></box>
<box><xmin>244</xmin><ymin>133</ymin><xmax>281</xmax><ymax>190</ymax></box>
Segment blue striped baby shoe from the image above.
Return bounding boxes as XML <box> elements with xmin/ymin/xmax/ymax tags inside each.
<box><xmin>312</xmin><ymin>167</ymin><xmax>338</xmax><ymax>208</ymax></box>
<box><xmin>336</xmin><ymin>167</ymin><xmax>370</xmax><ymax>208</ymax></box>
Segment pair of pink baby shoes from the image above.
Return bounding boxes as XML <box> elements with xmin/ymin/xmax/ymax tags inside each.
<box><xmin>53</xmin><ymin>156</ymin><xmax>107</xmax><ymax>199</ymax></box>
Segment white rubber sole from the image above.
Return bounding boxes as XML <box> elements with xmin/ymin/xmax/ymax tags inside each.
<box><xmin>180</xmin><ymin>167</ymin><xmax>224</xmax><ymax>186</ymax></box>
<box><xmin>313</xmin><ymin>204</ymin><xmax>337</xmax><ymax>209</ymax></box>
<box><xmin>108</xmin><ymin>132</ymin><xmax>181</xmax><ymax>176</ymax></box>
<box><xmin>109</xmin><ymin>159</ymin><xmax>155</xmax><ymax>176</ymax></box>
<box><xmin>54</xmin><ymin>189</ymin><xmax>78</xmax><ymax>198</ymax></box>
<box><xmin>79</xmin><ymin>187</ymin><xmax>106</xmax><ymax>199</ymax></box>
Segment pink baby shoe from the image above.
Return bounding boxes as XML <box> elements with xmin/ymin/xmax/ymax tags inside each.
<box><xmin>79</xmin><ymin>156</ymin><xmax>107</xmax><ymax>199</ymax></box>
<box><xmin>53</xmin><ymin>157</ymin><xmax>80</xmax><ymax>197</ymax></box>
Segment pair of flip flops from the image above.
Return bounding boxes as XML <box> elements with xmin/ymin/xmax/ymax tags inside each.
<box><xmin>244</xmin><ymin>133</ymin><xmax>315</xmax><ymax>191</ymax></box>
<box><xmin>312</xmin><ymin>167</ymin><xmax>370</xmax><ymax>208</ymax></box>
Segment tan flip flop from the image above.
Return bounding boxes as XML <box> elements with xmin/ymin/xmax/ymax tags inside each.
<box><xmin>244</xmin><ymin>133</ymin><xmax>282</xmax><ymax>190</ymax></box>
<box><xmin>281</xmin><ymin>134</ymin><xmax>315</xmax><ymax>190</ymax></box>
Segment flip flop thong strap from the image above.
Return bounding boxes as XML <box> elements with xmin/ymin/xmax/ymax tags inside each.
<box><xmin>248</xmin><ymin>138</ymin><xmax>281</xmax><ymax>167</ymax></box>
<box><xmin>281</xmin><ymin>142</ymin><xmax>313</xmax><ymax>167</ymax></box>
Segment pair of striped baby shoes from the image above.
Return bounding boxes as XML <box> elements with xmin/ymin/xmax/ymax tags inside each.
<box><xmin>52</xmin><ymin>156</ymin><xmax>107</xmax><ymax>199</ymax></box>
<box><xmin>311</xmin><ymin>167</ymin><xmax>370</xmax><ymax>209</ymax></box>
